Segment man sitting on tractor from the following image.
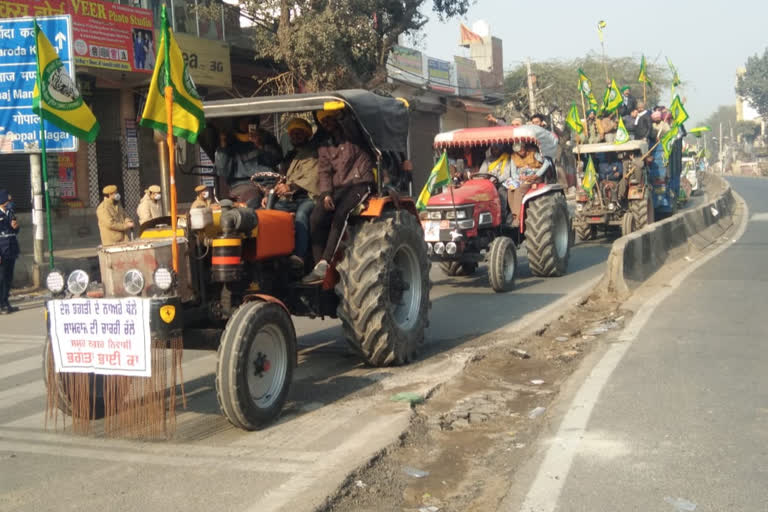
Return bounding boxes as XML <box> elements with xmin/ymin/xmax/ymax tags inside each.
<box><xmin>478</xmin><ymin>143</ymin><xmax>517</xmax><ymax>223</ymax></box>
<box><xmin>507</xmin><ymin>141</ymin><xmax>553</xmax><ymax>227</ymax></box>
<box><xmin>214</xmin><ymin>116</ymin><xmax>283</xmax><ymax>208</ymax></box>
<box><xmin>597</xmin><ymin>152</ymin><xmax>624</xmax><ymax>203</ymax></box>
<box><xmin>265</xmin><ymin>117</ymin><xmax>319</xmax><ymax>269</ymax></box>
<box><xmin>304</xmin><ymin>109</ymin><xmax>375</xmax><ymax>283</ymax></box>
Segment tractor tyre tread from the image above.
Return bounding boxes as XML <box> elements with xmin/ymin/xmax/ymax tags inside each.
<box><xmin>524</xmin><ymin>193</ymin><xmax>570</xmax><ymax>277</ymax></box>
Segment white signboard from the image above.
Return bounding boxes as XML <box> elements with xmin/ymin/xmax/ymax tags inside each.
<box><xmin>47</xmin><ymin>298</ymin><xmax>152</xmax><ymax>377</ymax></box>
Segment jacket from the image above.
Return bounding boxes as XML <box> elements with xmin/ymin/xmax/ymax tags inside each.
<box><xmin>97</xmin><ymin>198</ymin><xmax>132</xmax><ymax>245</ymax></box>
<box><xmin>137</xmin><ymin>195</ymin><xmax>162</xmax><ymax>225</ymax></box>
<box><xmin>214</xmin><ymin>134</ymin><xmax>283</xmax><ymax>185</ymax></box>
<box><xmin>317</xmin><ymin>138</ymin><xmax>374</xmax><ymax>196</ymax></box>
<box><xmin>0</xmin><ymin>206</ymin><xmax>19</xmax><ymax>258</ymax></box>
<box><xmin>633</xmin><ymin>111</ymin><xmax>653</xmax><ymax>141</ymax></box>
<box><xmin>618</xmin><ymin>94</ymin><xmax>637</xmax><ymax>117</ymax></box>
<box><xmin>283</xmin><ymin>146</ymin><xmax>320</xmax><ymax>199</ymax></box>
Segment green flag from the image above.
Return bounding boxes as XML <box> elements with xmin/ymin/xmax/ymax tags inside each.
<box><xmin>661</xmin><ymin>124</ymin><xmax>680</xmax><ymax>161</ymax></box>
<box><xmin>669</xmin><ymin>95</ymin><xmax>688</xmax><ymax>127</ymax></box>
<box><xmin>614</xmin><ymin>116</ymin><xmax>630</xmax><ymax>144</ymax></box>
<box><xmin>578</xmin><ymin>69</ymin><xmax>600</xmax><ymax>110</ymax></box>
<box><xmin>582</xmin><ymin>155</ymin><xmax>598</xmax><ymax>198</ymax></box>
<box><xmin>601</xmin><ymin>79</ymin><xmax>623</xmax><ymax>114</ymax></box>
<box><xmin>416</xmin><ymin>150</ymin><xmax>451</xmax><ymax>211</ymax></box>
<box><xmin>566</xmin><ymin>102</ymin><xmax>584</xmax><ymax>134</ymax></box>
<box><xmin>638</xmin><ymin>55</ymin><xmax>651</xmax><ymax>85</ymax></box>
<box><xmin>689</xmin><ymin>125</ymin><xmax>711</xmax><ymax>138</ymax></box>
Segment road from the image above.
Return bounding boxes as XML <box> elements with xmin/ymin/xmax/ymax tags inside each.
<box><xmin>0</xmin><ymin>229</ymin><xmax>612</xmax><ymax>512</ymax></box>
<box><xmin>508</xmin><ymin>177</ymin><xmax>765</xmax><ymax>512</ymax></box>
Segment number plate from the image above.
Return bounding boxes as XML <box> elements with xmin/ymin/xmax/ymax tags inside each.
<box><xmin>424</xmin><ymin>221</ymin><xmax>441</xmax><ymax>242</ymax></box>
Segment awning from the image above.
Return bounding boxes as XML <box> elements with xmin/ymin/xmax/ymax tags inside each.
<box><xmin>434</xmin><ymin>125</ymin><xmax>559</xmax><ymax>158</ymax></box>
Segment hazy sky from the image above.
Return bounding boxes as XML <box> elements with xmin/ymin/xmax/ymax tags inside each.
<box><xmin>417</xmin><ymin>0</ymin><xmax>768</xmax><ymax>124</ymax></box>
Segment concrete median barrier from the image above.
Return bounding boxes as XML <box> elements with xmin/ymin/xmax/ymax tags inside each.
<box><xmin>602</xmin><ymin>173</ymin><xmax>737</xmax><ymax>297</ymax></box>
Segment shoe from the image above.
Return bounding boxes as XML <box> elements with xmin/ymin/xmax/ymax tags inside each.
<box><xmin>302</xmin><ymin>260</ymin><xmax>329</xmax><ymax>284</ymax></box>
<box><xmin>0</xmin><ymin>308</ymin><xmax>7</xmax><ymax>315</ymax></box>
<box><xmin>4</xmin><ymin>305</ymin><xmax>18</xmax><ymax>313</ymax></box>
<box><xmin>289</xmin><ymin>255</ymin><xmax>305</xmax><ymax>270</ymax></box>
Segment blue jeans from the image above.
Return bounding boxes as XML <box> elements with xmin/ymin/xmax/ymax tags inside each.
<box><xmin>275</xmin><ymin>197</ymin><xmax>314</xmax><ymax>259</ymax></box>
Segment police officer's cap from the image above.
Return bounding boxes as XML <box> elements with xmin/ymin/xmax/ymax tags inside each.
<box><xmin>195</xmin><ymin>184</ymin><xmax>208</xmax><ymax>193</ymax></box>
<box><xmin>0</xmin><ymin>189</ymin><xmax>8</xmax><ymax>204</ymax></box>
<box><xmin>103</xmin><ymin>185</ymin><xmax>118</xmax><ymax>195</ymax></box>
<box><xmin>148</xmin><ymin>185</ymin><xmax>161</xmax><ymax>193</ymax></box>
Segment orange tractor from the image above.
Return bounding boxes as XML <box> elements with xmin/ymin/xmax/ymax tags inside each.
<box><xmin>43</xmin><ymin>91</ymin><xmax>431</xmax><ymax>430</ymax></box>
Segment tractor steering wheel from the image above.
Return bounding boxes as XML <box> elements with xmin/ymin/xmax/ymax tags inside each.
<box><xmin>471</xmin><ymin>172</ymin><xmax>500</xmax><ymax>185</ymax></box>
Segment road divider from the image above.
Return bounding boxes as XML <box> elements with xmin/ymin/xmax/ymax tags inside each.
<box><xmin>602</xmin><ymin>173</ymin><xmax>736</xmax><ymax>296</ymax></box>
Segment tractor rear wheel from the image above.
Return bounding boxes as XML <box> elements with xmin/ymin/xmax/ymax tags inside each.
<box><xmin>440</xmin><ymin>261</ymin><xmax>478</xmax><ymax>277</ymax></box>
<box><xmin>575</xmin><ymin>221</ymin><xmax>597</xmax><ymax>242</ymax></box>
<box><xmin>525</xmin><ymin>193</ymin><xmax>570</xmax><ymax>277</ymax></box>
<box><xmin>487</xmin><ymin>236</ymin><xmax>517</xmax><ymax>293</ymax></box>
<box><xmin>42</xmin><ymin>337</ymin><xmax>106</xmax><ymax>419</ymax></box>
<box><xmin>216</xmin><ymin>301</ymin><xmax>295</xmax><ymax>430</ymax></box>
<box><xmin>337</xmin><ymin>210</ymin><xmax>431</xmax><ymax>367</ymax></box>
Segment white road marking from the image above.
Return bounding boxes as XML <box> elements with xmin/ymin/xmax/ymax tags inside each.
<box><xmin>514</xmin><ymin>194</ymin><xmax>749</xmax><ymax>512</ymax></box>
<box><xmin>0</xmin><ymin>355</ymin><xmax>41</xmax><ymax>379</ymax></box>
<box><xmin>750</xmin><ymin>212</ymin><xmax>768</xmax><ymax>221</ymax></box>
<box><xmin>0</xmin><ymin>380</ymin><xmax>44</xmax><ymax>409</ymax></box>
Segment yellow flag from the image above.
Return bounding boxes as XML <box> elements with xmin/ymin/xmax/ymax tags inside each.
<box><xmin>140</xmin><ymin>5</ymin><xmax>205</xmax><ymax>143</ymax></box>
<box><xmin>32</xmin><ymin>22</ymin><xmax>99</xmax><ymax>142</ymax></box>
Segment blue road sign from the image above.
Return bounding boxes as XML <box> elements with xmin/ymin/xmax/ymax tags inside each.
<box><xmin>0</xmin><ymin>15</ymin><xmax>76</xmax><ymax>153</ymax></box>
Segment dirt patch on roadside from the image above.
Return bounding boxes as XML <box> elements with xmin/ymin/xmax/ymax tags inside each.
<box><xmin>322</xmin><ymin>291</ymin><xmax>627</xmax><ymax>512</ymax></box>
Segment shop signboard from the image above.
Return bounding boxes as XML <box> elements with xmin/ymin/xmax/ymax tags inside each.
<box><xmin>387</xmin><ymin>45</ymin><xmax>424</xmax><ymax>85</ymax></box>
<box><xmin>427</xmin><ymin>57</ymin><xmax>455</xmax><ymax>94</ymax></box>
<box><xmin>0</xmin><ymin>15</ymin><xmax>77</xmax><ymax>153</ymax></box>
<box><xmin>0</xmin><ymin>0</ymin><xmax>154</xmax><ymax>73</ymax></box>
<box><xmin>176</xmin><ymin>32</ymin><xmax>231</xmax><ymax>88</ymax></box>
<box><xmin>454</xmin><ymin>56</ymin><xmax>482</xmax><ymax>98</ymax></box>
<box><xmin>57</xmin><ymin>152</ymin><xmax>76</xmax><ymax>198</ymax></box>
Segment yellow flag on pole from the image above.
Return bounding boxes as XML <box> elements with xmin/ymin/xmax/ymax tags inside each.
<box><xmin>140</xmin><ymin>7</ymin><xmax>205</xmax><ymax>143</ymax></box>
<box><xmin>32</xmin><ymin>21</ymin><xmax>99</xmax><ymax>142</ymax></box>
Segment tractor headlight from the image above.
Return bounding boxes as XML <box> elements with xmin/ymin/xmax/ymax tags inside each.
<box><xmin>576</xmin><ymin>204</ymin><xmax>584</xmax><ymax>211</ymax></box>
<box><xmin>153</xmin><ymin>267</ymin><xmax>174</xmax><ymax>291</ymax></box>
<box><xmin>46</xmin><ymin>270</ymin><xmax>66</xmax><ymax>295</ymax></box>
<box><xmin>427</xmin><ymin>210</ymin><xmax>442</xmax><ymax>220</ymax></box>
<box><xmin>123</xmin><ymin>269</ymin><xmax>145</xmax><ymax>296</ymax></box>
<box><xmin>66</xmin><ymin>269</ymin><xmax>89</xmax><ymax>296</ymax></box>
<box><xmin>445</xmin><ymin>209</ymin><xmax>469</xmax><ymax>220</ymax></box>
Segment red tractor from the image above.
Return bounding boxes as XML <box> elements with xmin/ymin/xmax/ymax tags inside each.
<box><xmin>421</xmin><ymin>126</ymin><xmax>571</xmax><ymax>292</ymax></box>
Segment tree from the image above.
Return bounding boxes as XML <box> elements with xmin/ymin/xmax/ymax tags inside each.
<box><xmin>736</xmin><ymin>49</ymin><xmax>768</xmax><ymax>118</ymax></box>
<box><xmin>735</xmin><ymin>120</ymin><xmax>761</xmax><ymax>144</ymax></box>
<box><xmin>501</xmin><ymin>53</ymin><xmax>673</xmax><ymax>121</ymax></box>
<box><xmin>704</xmin><ymin>105</ymin><xmax>737</xmax><ymax>142</ymax></box>
<box><xmin>225</xmin><ymin>0</ymin><xmax>470</xmax><ymax>92</ymax></box>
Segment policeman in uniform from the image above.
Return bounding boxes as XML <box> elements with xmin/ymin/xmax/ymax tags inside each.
<box><xmin>137</xmin><ymin>184</ymin><xmax>163</xmax><ymax>225</ymax></box>
<box><xmin>96</xmin><ymin>185</ymin><xmax>134</xmax><ymax>245</ymax></box>
<box><xmin>0</xmin><ymin>189</ymin><xmax>19</xmax><ymax>314</ymax></box>
<box><xmin>190</xmin><ymin>184</ymin><xmax>213</xmax><ymax>209</ymax></box>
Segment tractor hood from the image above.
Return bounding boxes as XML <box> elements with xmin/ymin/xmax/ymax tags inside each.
<box><xmin>427</xmin><ymin>179</ymin><xmax>498</xmax><ymax>207</ymax></box>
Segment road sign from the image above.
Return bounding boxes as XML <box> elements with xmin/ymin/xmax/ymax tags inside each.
<box><xmin>0</xmin><ymin>15</ymin><xmax>77</xmax><ymax>153</ymax></box>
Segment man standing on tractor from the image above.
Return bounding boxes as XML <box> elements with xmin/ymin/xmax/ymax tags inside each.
<box><xmin>304</xmin><ymin>109</ymin><xmax>375</xmax><ymax>283</ymax></box>
<box><xmin>97</xmin><ymin>185</ymin><xmax>134</xmax><ymax>245</ymax></box>
<box><xmin>267</xmin><ymin>117</ymin><xmax>319</xmax><ymax>269</ymax></box>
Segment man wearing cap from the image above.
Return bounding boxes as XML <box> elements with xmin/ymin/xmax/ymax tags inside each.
<box><xmin>265</xmin><ymin>117</ymin><xmax>318</xmax><ymax>268</ymax></box>
<box><xmin>0</xmin><ymin>189</ymin><xmax>19</xmax><ymax>314</ymax></box>
<box><xmin>137</xmin><ymin>184</ymin><xmax>163</xmax><ymax>225</ymax></box>
<box><xmin>97</xmin><ymin>185</ymin><xmax>134</xmax><ymax>246</ymax></box>
<box><xmin>305</xmin><ymin>108</ymin><xmax>375</xmax><ymax>283</ymax></box>
<box><xmin>191</xmin><ymin>184</ymin><xmax>213</xmax><ymax>209</ymax></box>
<box><xmin>618</xmin><ymin>86</ymin><xmax>637</xmax><ymax>117</ymax></box>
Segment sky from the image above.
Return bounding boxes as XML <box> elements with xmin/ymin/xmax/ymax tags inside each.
<box><xmin>416</xmin><ymin>0</ymin><xmax>768</xmax><ymax>124</ymax></box>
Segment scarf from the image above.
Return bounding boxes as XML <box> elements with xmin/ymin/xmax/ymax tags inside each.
<box><xmin>489</xmin><ymin>153</ymin><xmax>510</xmax><ymax>173</ymax></box>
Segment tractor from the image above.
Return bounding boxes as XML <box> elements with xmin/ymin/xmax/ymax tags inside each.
<box><xmin>43</xmin><ymin>90</ymin><xmax>431</xmax><ymax>431</ymax></box>
<box><xmin>422</xmin><ymin>125</ymin><xmax>571</xmax><ymax>293</ymax></box>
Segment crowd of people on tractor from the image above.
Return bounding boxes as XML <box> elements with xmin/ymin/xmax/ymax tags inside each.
<box><xmin>209</xmin><ymin>109</ymin><xmax>402</xmax><ymax>283</ymax></box>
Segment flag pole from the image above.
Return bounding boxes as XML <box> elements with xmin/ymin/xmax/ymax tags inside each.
<box><xmin>165</xmin><ymin>85</ymin><xmax>178</xmax><ymax>273</ymax></box>
<box><xmin>34</xmin><ymin>20</ymin><xmax>55</xmax><ymax>269</ymax></box>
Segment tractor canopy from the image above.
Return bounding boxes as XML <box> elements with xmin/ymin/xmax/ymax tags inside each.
<box><xmin>433</xmin><ymin>125</ymin><xmax>559</xmax><ymax>159</ymax></box>
<box><xmin>202</xmin><ymin>90</ymin><xmax>409</xmax><ymax>157</ymax></box>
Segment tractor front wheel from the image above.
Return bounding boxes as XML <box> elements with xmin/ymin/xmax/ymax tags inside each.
<box><xmin>216</xmin><ymin>301</ymin><xmax>295</xmax><ymax>430</ymax></box>
<box><xmin>488</xmin><ymin>236</ymin><xmax>517</xmax><ymax>292</ymax></box>
<box><xmin>337</xmin><ymin>211</ymin><xmax>431</xmax><ymax>367</ymax></box>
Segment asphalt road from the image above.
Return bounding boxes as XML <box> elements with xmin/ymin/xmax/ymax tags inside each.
<box><xmin>510</xmin><ymin>176</ymin><xmax>767</xmax><ymax>512</ymax></box>
<box><xmin>0</xmin><ymin>226</ymin><xmax>612</xmax><ymax>511</ymax></box>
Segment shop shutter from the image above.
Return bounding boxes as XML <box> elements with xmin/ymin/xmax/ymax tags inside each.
<box><xmin>0</xmin><ymin>154</ymin><xmax>32</xmax><ymax>210</ymax></box>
